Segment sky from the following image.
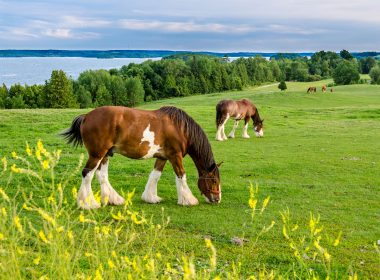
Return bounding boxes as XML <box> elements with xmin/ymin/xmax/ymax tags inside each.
<box><xmin>1</xmin><ymin>0</ymin><xmax>380</xmax><ymax>52</ymax></box>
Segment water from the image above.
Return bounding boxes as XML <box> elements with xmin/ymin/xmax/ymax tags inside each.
<box><xmin>0</xmin><ymin>57</ymin><xmax>160</xmax><ymax>87</ymax></box>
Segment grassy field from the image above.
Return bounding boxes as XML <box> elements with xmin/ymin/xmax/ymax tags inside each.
<box><xmin>0</xmin><ymin>80</ymin><xmax>379</xmax><ymax>279</ymax></box>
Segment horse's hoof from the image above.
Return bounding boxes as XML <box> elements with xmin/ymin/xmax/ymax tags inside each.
<box><xmin>78</xmin><ymin>200</ymin><xmax>101</xmax><ymax>210</ymax></box>
<box><xmin>142</xmin><ymin>194</ymin><xmax>162</xmax><ymax>204</ymax></box>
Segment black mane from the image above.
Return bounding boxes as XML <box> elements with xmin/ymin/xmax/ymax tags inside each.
<box><xmin>159</xmin><ymin>106</ymin><xmax>215</xmax><ymax>170</ymax></box>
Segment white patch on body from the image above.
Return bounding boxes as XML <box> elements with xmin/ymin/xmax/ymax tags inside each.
<box><xmin>221</xmin><ymin>113</ymin><xmax>230</xmax><ymax>140</ymax></box>
<box><xmin>175</xmin><ymin>174</ymin><xmax>199</xmax><ymax>206</ymax></box>
<box><xmin>254</xmin><ymin>126</ymin><xmax>264</xmax><ymax>137</ymax></box>
<box><xmin>140</xmin><ymin>124</ymin><xmax>161</xmax><ymax>159</ymax></box>
<box><xmin>242</xmin><ymin>123</ymin><xmax>250</xmax><ymax>138</ymax></box>
<box><xmin>142</xmin><ymin>169</ymin><xmax>162</xmax><ymax>203</ymax></box>
<box><xmin>77</xmin><ymin>160</ymin><xmax>102</xmax><ymax>209</ymax></box>
<box><xmin>96</xmin><ymin>161</ymin><xmax>125</xmax><ymax>206</ymax></box>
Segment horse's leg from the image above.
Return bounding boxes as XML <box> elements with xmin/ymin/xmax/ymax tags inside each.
<box><xmin>96</xmin><ymin>157</ymin><xmax>125</xmax><ymax>206</ymax></box>
<box><xmin>242</xmin><ymin>118</ymin><xmax>250</xmax><ymax>138</ymax></box>
<box><xmin>142</xmin><ymin>158</ymin><xmax>167</xmax><ymax>203</ymax></box>
<box><xmin>170</xmin><ymin>154</ymin><xmax>198</xmax><ymax>206</ymax></box>
<box><xmin>77</xmin><ymin>156</ymin><xmax>103</xmax><ymax>209</ymax></box>
<box><xmin>221</xmin><ymin>114</ymin><xmax>230</xmax><ymax>140</ymax></box>
<box><xmin>228</xmin><ymin>120</ymin><xmax>239</xmax><ymax>138</ymax></box>
<box><xmin>216</xmin><ymin>113</ymin><xmax>230</xmax><ymax>141</ymax></box>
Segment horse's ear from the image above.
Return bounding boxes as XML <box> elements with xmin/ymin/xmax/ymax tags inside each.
<box><xmin>217</xmin><ymin>161</ymin><xmax>223</xmax><ymax>168</ymax></box>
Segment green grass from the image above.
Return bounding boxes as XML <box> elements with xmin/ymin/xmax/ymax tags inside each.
<box><xmin>0</xmin><ymin>81</ymin><xmax>380</xmax><ymax>278</ymax></box>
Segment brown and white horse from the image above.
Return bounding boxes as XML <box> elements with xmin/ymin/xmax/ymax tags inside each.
<box><xmin>215</xmin><ymin>99</ymin><xmax>264</xmax><ymax>141</ymax></box>
<box><xmin>62</xmin><ymin>106</ymin><xmax>221</xmax><ymax>209</ymax></box>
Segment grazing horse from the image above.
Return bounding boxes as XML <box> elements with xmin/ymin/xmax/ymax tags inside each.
<box><xmin>215</xmin><ymin>99</ymin><xmax>263</xmax><ymax>141</ymax></box>
<box><xmin>62</xmin><ymin>106</ymin><xmax>221</xmax><ymax>209</ymax></box>
<box><xmin>322</xmin><ymin>85</ymin><xmax>327</xmax><ymax>92</ymax></box>
<box><xmin>307</xmin><ymin>86</ymin><xmax>317</xmax><ymax>93</ymax></box>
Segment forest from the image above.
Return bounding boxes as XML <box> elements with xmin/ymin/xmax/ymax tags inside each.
<box><xmin>1</xmin><ymin>50</ymin><xmax>380</xmax><ymax>109</ymax></box>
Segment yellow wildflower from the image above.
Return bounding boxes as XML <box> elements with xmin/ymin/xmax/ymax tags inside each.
<box><xmin>42</xmin><ymin>160</ymin><xmax>50</xmax><ymax>170</ymax></box>
<box><xmin>11</xmin><ymin>164</ymin><xmax>21</xmax><ymax>173</ymax></box>
<box><xmin>33</xmin><ymin>256</ymin><xmax>41</xmax><ymax>265</ymax></box>
<box><xmin>1</xmin><ymin>156</ymin><xmax>7</xmax><ymax>171</ymax></box>
<box><xmin>35</xmin><ymin>150</ymin><xmax>42</xmax><ymax>161</ymax></box>
<box><xmin>0</xmin><ymin>188</ymin><xmax>10</xmax><ymax>202</ymax></box>
<box><xmin>72</xmin><ymin>187</ymin><xmax>78</xmax><ymax>199</ymax></box>
<box><xmin>67</xmin><ymin>230</ymin><xmax>74</xmax><ymax>242</ymax></box>
<box><xmin>249</xmin><ymin>198</ymin><xmax>257</xmax><ymax>210</ymax></box>
<box><xmin>0</xmin><ymin>233</ymin><xmax>5</xmax><ymax>241</ymax></box>
<box><xmin>291</xmin><ymin>224</ymin><xmax>299</xmax><ymax>231</ymax></box>
<box><xmin>22</xmin><ymin>203</ymin><xmax>33</xmax><ymax>211</ymax></box>
<box><xmin>111</xmin><ymin>251</ymin><xmax>117</xmax><ymax>258</ymax></box>
<box><xmin>205</xmin><ymin>238</ymin><xmax>212</xmax><ymax>248</ymax></box>
<box><xmin>111</xmin><ymin>211</ymin><xmax>125</xmax><ymax>221</ymax></box>
<box><xmin>333</xmin><ymin>231</ymin><xmax>342</xmax><ymax>246</ymax></box>
<box><xmin>37</xmin><ymin>208</ymin><xmax>56</xmax><ymax>227</ymax></box>
<box><xmin>323</xmin><ymin>251</ymin><xmax>331</xmax><ymax>262</ymax></box>
<box><xmin>108</xmin><ymin>259</ymin><xmax>116</xmax><ymax>269</ymax></box>
<box><xmin>85</xmin><ymin>252</ymin><xmax>93</xmax><ymax>257</ymax></box>
<box><xmin>260</xmin><ymin>195</ymin><xmax>270</xmax><ymax>213</ymax></box>
<box><xmin>11</xmin><ymin>151</ymin><xmax>18</xmax><ymax>159</ymax></box>
<box><xmin>25</xmin><ymin>143</ymin><xmax>32</xmax><ymax>156</ymax></box>
<box><xmin>38</xmin><ymin>230</ymin><xmax>49</xmax><ymax>243</ymax></box>
<box><xmin>348</xmin><ymin>272</ymin><xmax>358</xmax><ymax>280</ymax></box>
<box><xmin>1</xmin><ymin>207</ymin><xmax>7</xmax><ymax>216</ymax></box>
<box><xmin>101</xmin><ymin>226</ymin><xmax>111</xmax><ymax>236</ymax></box>
<box><xmin>56</xmin><ymin>226</ymin><xmax>64</xmax><ymax>233</ymax></box>
<box><xmin>13</xmin><ymin>215</ymin><xmax>23</xmax><ymax>233</ymax></box>
<box><xmin>156</xmin><ymin>252</ymin><xmax>162</xmax><ymax>259</ymax></box>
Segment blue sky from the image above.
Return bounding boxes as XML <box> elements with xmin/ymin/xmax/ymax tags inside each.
<box><xmin>1</xmin><ymin>0</ymin><xmax>379</xmax><ymax>52</ymax></box>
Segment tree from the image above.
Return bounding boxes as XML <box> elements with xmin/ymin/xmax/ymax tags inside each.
<box><xmin>278</xmin><ymin>81</ymin><xmax>287</xmax><ymax>91</ymax></box>
<box><xmin>125</xmin><ymin>77</ymin><xmax>144</xmax><ymax>107</ymax></box>
<box><xmin>45</xmin><ymin>70</ymin><xmax>77</xmax><ymax>108</ymax></box>
<box><xmin>0</xmin><ymin>84</ymin><xmax>8</xmax><ymax>109</ymax></box>
<box><xmin>340</xmin><ymin>49</ymin><xmax>354</xmax><ymax>60</ymax></box>
<box><xmin>333</xmin><ymin>60</ymin><xmax>360</xmax><ymax>85</ymax></box>
<box><xmin>360</xmin><ymin>57</ymin><xmax>376</xmax><ymax>74</ymax></box>
<box><xmin>369</xmin><ymin>66</ymin><xmax>380</xmax><ymax>84</ymax></box>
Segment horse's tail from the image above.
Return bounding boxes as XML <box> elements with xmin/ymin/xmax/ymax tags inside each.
<box><xmin>61</xmin><ymin>115</ymin><xmax>85</xmax><ymax>147</ymax></box>
<box><xmin>216</xmin><ymin>104</ymin><xmax>223</xmax><ymax>128</ymax></box>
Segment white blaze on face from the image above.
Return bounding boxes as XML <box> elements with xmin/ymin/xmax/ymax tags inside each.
<box><xmin>140</xmin><ymin>124</ymin><xmax>161</xmax><ymax>159</ymax></box>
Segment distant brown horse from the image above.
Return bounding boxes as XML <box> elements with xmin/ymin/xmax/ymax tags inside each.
<box><xmin>322</xmin><ymin>85</ymin><xmax>327</xmax><ymax>92</ymax></box>
<box><xmin>307</xmin><ymin>86</ymin><xmax>317</xmax><ymax>93</ymax></box>
<box><xmin>62</xmin><ymin>106</ymin><xmax>221</xmax><ymax>209</ymax></box>
<box><xmin>215</xmin><ymin>99</ymin><xmax>263</xmax><ymax>141</ymax></box>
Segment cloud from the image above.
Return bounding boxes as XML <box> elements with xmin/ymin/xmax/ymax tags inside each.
<box><xmin>43</xmin><ymin>28</ymin><xmax>72</xmax><ymax>38</ymax></box>
<box><xmin>118</xmin><ymin>19</ymin><xmax>255</xmax><ymax>33</ymax></box>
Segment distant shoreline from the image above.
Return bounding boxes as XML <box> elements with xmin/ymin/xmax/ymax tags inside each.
<box><xmin>0</xmin><ymin>49</ymin><xmax>314</xmax><ymax>59</ymax></box>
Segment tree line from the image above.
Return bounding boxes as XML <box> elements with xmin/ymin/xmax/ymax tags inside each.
<box><xmin>1</xmin><ymin>50</ymin><xmax>380</xmax><ymax>109</ymax></box>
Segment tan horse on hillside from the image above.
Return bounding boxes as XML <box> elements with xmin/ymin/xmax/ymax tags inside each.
<box><xmin>215</xmin><ymin>99</ymin><xmax>263</xmax><ymax>141</ymax></box>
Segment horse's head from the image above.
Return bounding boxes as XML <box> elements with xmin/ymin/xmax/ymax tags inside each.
<box><xmin>198</xmin><ymin>162</ymin><xmax>222</xmax><ymax>204</ymax></box>
<box><xmin>254</xmin><ymin>119</ymin><xmax>264</xmax><ymax>137</ymax></box>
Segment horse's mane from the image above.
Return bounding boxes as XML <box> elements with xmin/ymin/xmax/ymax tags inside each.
<box><xmin>159</xmin><ymin>106</ymin><xmax>215</xmax><ymax>170</ymax></box>
<box><xmin>253</xmin><ymin>107</ymin><xmax>262</xmax><ymax>125</ymax></box>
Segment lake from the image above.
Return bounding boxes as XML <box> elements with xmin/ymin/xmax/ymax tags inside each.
<box><xmin>0</xmin><ymin>57</ymin><xmax>161</xmax><ymax>87</ymax></box>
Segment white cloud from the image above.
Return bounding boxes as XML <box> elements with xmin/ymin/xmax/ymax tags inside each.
<box><xmin>118</xmin><ymin>19</ymin><xmax>255</xmax><ymax>33</ymax></box>
<box><xmin>43</xmin><ymin>28</ymin><xmax>72</xmax><ymax>38</ymax></box>
<box><xmin>61</xmin><ymin>16</ymin><xmax>111</xmax><ymax>28</ymax></box>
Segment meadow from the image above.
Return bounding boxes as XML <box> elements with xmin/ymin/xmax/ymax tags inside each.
<box><xmin>0</xmin><ymin>80</ymin><xmax>379</xmax><ymax>279</ymax></box>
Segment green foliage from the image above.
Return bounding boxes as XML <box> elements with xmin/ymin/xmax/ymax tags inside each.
<box><xmin>369</xmin><ymin>66</ymin><xmax>380</xmax><ymax>84</ymax></box>
<box><xmin>0</xmin><ymin>84</ymin><xmax>7</xmax><ymax>108</ymax></box>
<box><xmin>45</xmin><ymin>70</ymin><xmax>78</xmax><ymax>108</ymax></box>
<box><xmin>125</xmin><ymin>77</ymin><xmax>144</xmax><ymax>107</ymax></box>
<box><xmin>333</xmin><ymin>60</ymin><xmax>360</xmax><ymax>85</ymax></box>
<box><xmin>360</xmin><ymin>57</ymin><xmax>377</xmax><ymax>74</ymax></box>
<box><xmin>278</xmin><ymin>80</ymin><xmax>287</xmax><ymax>91</ymax></box>
<box><xmin>340</xmin><ymin>49</ymin><xmax>354</xmax><ymax>60</ymax></box>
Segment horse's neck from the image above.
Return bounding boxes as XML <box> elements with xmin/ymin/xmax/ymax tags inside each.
<box><xmin>252</xmin><ymin>108</ymin><xmax>261</xmax><ymax>124</ymax></box>
<box><xmin>188</xmin><ymin>147</ymin><xmax>213</xmax><ymax>176</ymax></box>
